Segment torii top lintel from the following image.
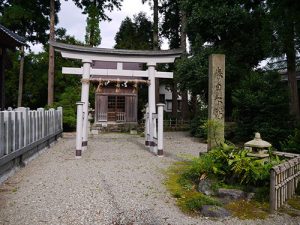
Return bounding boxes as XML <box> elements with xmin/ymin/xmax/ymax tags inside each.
<box><xmin>50</xmin><ymin>41</ymin><xmax>183</xmax><ymax>64</ymax></box>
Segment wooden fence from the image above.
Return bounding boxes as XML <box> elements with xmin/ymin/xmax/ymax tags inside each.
<box><xmin>0</xmin><ymin>107</ymin><xmax>63</xmax><ymax>170</ymax></box>
<box><xmin>140</xmin><ymin>119</ymin><xmax>190</xmax><ymax>130</ymax></box>
<box><xmin>270</xmin><ymin>155</ymin><xmax>300</xmax><ymax>212</ymax></box>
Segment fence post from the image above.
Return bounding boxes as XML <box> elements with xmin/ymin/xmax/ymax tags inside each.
<box><xmin>157</xmin><ymin>103</ymin><xmax>164</xmax><ymax>156</ymax></box>
<box><xmin>37</xmin><ymin>108</ymin><xmax>44</xmax><ymax>139</ymax></box>
<box><xmin>3</xmin><ymin>111</ymin><xmax>12</xmax><ymax>155</ymax></box>
<box><xmin>270</xmin><ymin>168</ymin><xmax>276</xmax><ymax>213</ymax></box>
<box><xmin>76</xmin><ymin>102</ymin><xmax>84</xmax><ymax>158</ymax></box>
<box><xmin>152</xmin><ymin>114</ymin><xmax>158</xmax><ymax>154</ymax></box>
<box><xmin>12</xmin><ymin>111</ymin><xmax>17</xmax><ymax>152</ymax></box>
<box><xmin>57</xmin><ymin>107</ymin><xmax>63</xmax><ymax>131</ymax></box>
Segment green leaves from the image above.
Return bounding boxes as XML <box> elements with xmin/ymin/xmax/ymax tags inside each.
<box><xmin>0</xmin><ymin>0</ymin><xmax>61</xmax><ymax>44</ymax></box>
<box><xmin>232</xmin><ymin>71</ymin><xmax>293</xmax><ymax>148</ymax></box>
<box><xmin>114</xmin><ymin>12</ymin><xmax>153</xmax><ymax>50</ymax></box>
<box><xmin>85</xmin><ymin>4</ymin><xmax>101</xmax><ymax>46</ymax></box>
<box><xmin>183</xmin><ymin>142</ymin><xmax>282</xmax><ymax>187</ymax></box>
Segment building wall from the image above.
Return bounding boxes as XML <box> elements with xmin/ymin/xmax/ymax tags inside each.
<box><xmin>159</xmin><ymin>84</ymin><xmax>182</xmax><ymax>113</ymax></box>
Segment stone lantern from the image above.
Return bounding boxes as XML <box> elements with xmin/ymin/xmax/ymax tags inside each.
<box><xmin>244</xmin><ymin>132</ymin><xmax>272</xmax><ymax>158</ymax></box>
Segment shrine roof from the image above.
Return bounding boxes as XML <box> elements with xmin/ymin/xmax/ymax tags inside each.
<box><xmin>0</xmin><ymin>24</ymin><xmax>26</xmax><ymax>48</ymax></box>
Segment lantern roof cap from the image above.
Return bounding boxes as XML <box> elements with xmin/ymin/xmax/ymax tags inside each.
<box><xmin>244</xmin><ymin>132</ymin><xmax>272</xmax><ymax>148</ymax></box>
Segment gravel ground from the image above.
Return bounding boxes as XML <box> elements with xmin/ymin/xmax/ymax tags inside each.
<box><xmin>0</xmin><ymin>132</ymin><xmax>299</xmax><ymax>225</ymax></box>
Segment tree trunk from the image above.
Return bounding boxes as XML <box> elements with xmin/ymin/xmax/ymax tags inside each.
<box><xmin>190</xmin><ymin>94</ymin><xmax>197</xmax><ymax>115</ymax></box>
<box><xmin>48</xmin><ymin>0</ymin><xmax>55</xmax><ymax>105</ymax></box>
<box><xmin>172</xmin><ymin>82</ymin><xmax>178</xmax><ymax>118</ymax></box>
<box><xmin>181</xmin><ymin>91</ymin><xmax>189</xmax><ymax>120</ymax></box>
<box><xmin>153</xmin><ymin>0</ymin><xmax>159</xmax><ymax>50</ymax></box>
<box><xmin>180</xmin><ymin>8</ymin><xmax>189</xmax><ymax>120</ymax></box>
<box><xmin>180</xmin><ymin>8</ymin><xmax>187</xmax><ymax>53</ymax></box>
<box><xmin>17</xmin><ymin>46</ymin><xmax>25</xmax><ymax>107</ymax></box>
<box><xmin>153</xmin><ymin>0</ymin><xmax>160</xmax><ymax>105</ymax></box>
<box><xmin>0</xmin><ymin>48</ymin><xmax>5</xmax><ymax>110</ymax></box>
<box><xmin>285</xmin><ymin>16</ymin><xmax>300</xmax><ymax>120</ymax></box>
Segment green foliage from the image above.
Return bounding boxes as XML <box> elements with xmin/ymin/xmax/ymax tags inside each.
<box><xmin>160</xmin><ymin>0</ymin><xmax>181</xmax><ymax>49</ymax></box>
<box><xmin>4</xmin><ymin>29</ymin><xmax>83</xmax><ymax>130</ymax></box>
<box><xmin>85</xmin><ymin>3</ymin><xmax>101</xmax><ymax>46</ymax></box>
<box><xmin>175</xmin><ymin>47</ymin><xmax>213</xmax><ymax>97</ymax></box>
<box><xmin>184</xmin><ymin>194</ymin><xmax>221</xmax><ymax>212</ymax></box>
<box><xmin>228</xmin><ymin>150</ymin><xmax>278</xmax><ymax>185</ymax></box>
<box><xmin>53</xmin><ymin>87</ymin><xmax>81</xmax><ymax>131</ymax></box>
<box><xmin>73</xmin><ymin>0</ymin><xmax>122</xmax><ymax>21</ymax></box>
<box><xmin>165</xmin><ymin>161</ymin><xmax>221</xmax><ymax>214</ymax></box>
<box><xmin>189</xmin><ymin>104</ymin><xmax>207</xmax><ymax>138</ymax></box>
<box><xmin>114</xmin><ymin>12</ymin><xmax>153</xmax><ymax>50</ymax></box>
<box><xmin>0</xmin><ymin>0</ymin><xmax>61</xmax><ymax>44</ymax></box>
<box><xmin>280</xmin><ymin>128</ymin><xmax>300</xmax><ymax>154</ymax></box>
<box><xmin>183</xmin><ymin>0</ymin><xmax>269</xmax><ymax>69</ymax></box>
<box><xmin>232</xmin><ymin>71</ymin><xmax>294</xmax><ymax>148</ymax></box>
<box><xmin>182</xmin><ymin>143</ymin><xmax>281</xmax><ymax>186</ymax></box>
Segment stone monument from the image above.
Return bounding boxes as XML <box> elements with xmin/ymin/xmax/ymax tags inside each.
<box><xmin>207</xmin><ymin>54</ymin><xmax>225</xmax><ymax>150</ymax></box>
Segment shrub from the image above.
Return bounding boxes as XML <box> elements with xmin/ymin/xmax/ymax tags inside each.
<box><xmin>232</xmin><ymin>71</ymin><xmax>294</xmax><ymax>148</ymax></box>
<box><xmin>182</xmin><ymin>143</ymin><xmax>281</xmax><ymax>187</ymax></box>
<box><xmin>280</xmin><ymin>128</ymin><xmax>300</xmax><ymax>154</ymax></box>
<box><xmin>52</xmin><ymin>86</ymin><xmax>81</xmax><ymax>131</ymax></box>
<box><xmin>165</xmin><ymin>161</ymin><xmax>221</xmax><ymax>213</ymax></box>
<box><xmin>189</xmin><ymin>104</ymin><xmax>207</xmax><ymax>138</ymax></box>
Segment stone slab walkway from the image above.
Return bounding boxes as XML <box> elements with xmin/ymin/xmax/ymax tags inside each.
<box><xmin>0</xmin><ymin>132</ymin><xmax>299</xmax><ymax>225</ymax></box>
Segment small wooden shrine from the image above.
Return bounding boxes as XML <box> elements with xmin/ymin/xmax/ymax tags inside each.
<box><xmin>91</xmin><ymin>61</ymin><xmax>143</xmax><ymax>124</ymax></box>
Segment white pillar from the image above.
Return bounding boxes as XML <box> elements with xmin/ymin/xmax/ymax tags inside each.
<box><xmin>81</xmin><ymin>59</ymin><xmax>92</xmax><ymax>150</ymax></box>
<box><xmin>76</xmin><ymin>102</ymin><xmax>84</xmax><ymax>158</ymax></box>
<box><xmin>147</xmin><ymin>63</ymin><xmax>156</xmax><ymax>153</ymax></box>
<box><xmin>157</xmin><ymin>103</ymin><xmax>164</xmax><ymax>156</ymax></box>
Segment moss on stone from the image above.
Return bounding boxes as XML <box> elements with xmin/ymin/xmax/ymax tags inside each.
<box><xmin>225</xmin><ymin>199</ymin><xmax>269</xmax><ymax>220</ymax></box>
<box><xmin>287</xmin><ymin>196</ymin><xmax>300</xmax><ymax>210</ymax></box>
<box><xmin>164</xmin><ymin>161</ymin><xmax>221</xmax><ymax>214</ymax></box>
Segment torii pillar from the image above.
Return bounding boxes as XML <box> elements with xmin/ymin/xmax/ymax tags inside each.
<box><xmin>147</xmin><ymin>62</ymin><xmax>157</xmax><ymax>153</ymax></box>
<box><xmin>81</xmin><ymin>59</ymin><xmax>92</xmax><ymax>150</ymax></box>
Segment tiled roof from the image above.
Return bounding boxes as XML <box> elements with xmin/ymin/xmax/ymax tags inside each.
<box><xmin>0</xmin><ymin>24</ymin><xmax>26</xmax><ymax>47</ymax></box>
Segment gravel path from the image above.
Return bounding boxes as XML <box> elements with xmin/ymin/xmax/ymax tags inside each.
<box><xmin>0</xmin><ymin>132</ymin><xmax>299</xmax><ymax>225</ymax></box>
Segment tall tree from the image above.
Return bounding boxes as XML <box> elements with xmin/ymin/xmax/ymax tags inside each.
<box><xmin>17</xmin><ymin>46</ymin><xmax>24</xmax><ymax>107</ymax></box>
<box><xmin>115</xmin><ymin>13</ymin><xmax>153</xmax><ymax>50</ymax></box>
<box><xmin>48</xmin><ymin>0</ymin><xmax>55</xmax><ymax>105</ymax></box>
<box><xmin>114</xmin><ymin>13</ymin><xmax>153</xmax><ymax>119</ymax></box>
<box><xmin>180</xmin><ymin>0</ymin><xmax>270</xmax><ymax>117</ymax></box>
<box><xmin>160</xmin><ymin>0</ymin><xmax>180</xmax><ymax>118</ymax></box>
<box><xmin>0</xmin><ymin>0</ymin><xmax>59</xmax><ymax>44</ymax></box>
<box><xmin>73</xmin><ymin>0</ymin><xmax>122</xmax><ymax>21</ymax></box>
<box><xmin>179</xmin><ymin>2</ymin><xmax>189</xmax><ymax>120</ymax></box>
<box><xmin>142</xmin><ymin>0</ymin><xmax>159</xmax><ymax>50</ymax></box>
<box><xmin>160</xmin><ymin>0</ymin><xmax>190</xmax><ymax>118</ymax></box>
<box><xmin>47</xmin><ymin>0</ymin><xmax>122</xmax><ymax>105</ymax></box>
<box><xmin>85</xmin><ymin>2</ymin><xmax>101</xmax><ymax>46</ymax></box>
<box><xmin>142</xmin><ymin>0</ymin><xmax>160</xmax><ymax>104</ymax></box>
<box><xmin>267</xmin><ymin>0</ymin><xmax>300</xmax><ymax>120</ymax></box>
<box><xmin>0</xmin><ymin>0</ymin><xmax>60</xmax><ymax>106</ymax></box>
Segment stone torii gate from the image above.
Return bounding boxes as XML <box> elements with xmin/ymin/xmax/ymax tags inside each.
<box><xmin>50</xmin><ymin>41</ymin><xmax>182</xmax><ymax>157</ymax></box>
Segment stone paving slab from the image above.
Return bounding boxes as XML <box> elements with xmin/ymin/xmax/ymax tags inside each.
<box><xmin>0</xmin><ymin>132</ymin><xmax>299</xmax><ymax>225</ymax></box>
